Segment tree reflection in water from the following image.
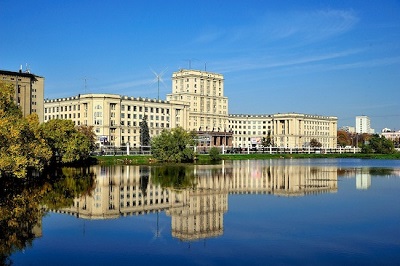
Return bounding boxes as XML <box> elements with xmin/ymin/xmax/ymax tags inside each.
<box><xmin>0</xmin><ymin>168</ymin><xmax>95</xmax><ymax>265</ymax></box>
<box><xmin>151</xmin><ymin>165</ymin><xmax>196</xmax><ymax>190</ymax></box>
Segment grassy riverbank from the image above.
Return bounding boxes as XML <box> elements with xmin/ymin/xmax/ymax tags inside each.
<box><xmin>93</xmin><ymin>152</ymin><xmax>400</xmax><ymax>165</ymax></box>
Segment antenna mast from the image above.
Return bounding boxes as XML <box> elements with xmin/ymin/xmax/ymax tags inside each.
<box><xmin>81</xmin><ymin>76</ymin><xmax>96</xmax><ymax>94</ymax></box>
<box><xmin>150</xmin><ymin>68</ymin><xmax>167</xmax><ymax>100</ymax></box>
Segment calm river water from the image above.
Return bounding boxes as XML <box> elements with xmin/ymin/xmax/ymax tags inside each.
<box><xmin>3</xmin><ymin>158</ymin><xmax>400</xmax><ymax>265</ymax></box>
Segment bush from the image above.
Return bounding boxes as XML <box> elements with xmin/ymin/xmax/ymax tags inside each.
<box><xmin>209</xmin><ymin>147</ymin><xmax>222</xmax><ymax>161</ymax></box>
<box><xmin>151</xmin><ymin>127</ymin><xmax>196</xmax><ymax>162</ymax></box>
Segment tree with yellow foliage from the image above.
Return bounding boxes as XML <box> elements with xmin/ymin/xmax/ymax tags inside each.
<box><xmin>0</xmin><ymin>82</ymin><xmax>52</xmax><ymax>178</ymax></box>
<box><xmin>40</xmin><ymin>119</ymin><xmax>96</xmax><ymax>163</ymax></box>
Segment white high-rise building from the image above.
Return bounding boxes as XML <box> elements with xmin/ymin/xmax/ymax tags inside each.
<box><xmin>356</xmin><ymin>116</ymin><xmax>374</xmax><ymax>134</ymax></box>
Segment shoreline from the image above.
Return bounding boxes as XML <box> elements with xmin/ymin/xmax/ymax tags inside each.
<box><xmin>93</xmin><ymin>153</ymin><xmax>400</xmax><ymax>165</ymax></box>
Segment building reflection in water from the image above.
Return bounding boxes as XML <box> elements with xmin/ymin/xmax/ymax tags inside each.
<box><xmin>356</xmin><ymin>170</ymin><xmax>371</xmax><ymax>190</ymax></box>
<box><xmin>55</xmin><ymin>160</ymin><xmax>338</xmax><ymax>241</ymax></box>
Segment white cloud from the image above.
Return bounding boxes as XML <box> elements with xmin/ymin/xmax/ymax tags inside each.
<box><xmin>212</xmin><ymin>48</ymin><xmax>364</xmax><ymax>74</ymax></box>
<box><xmin>328</xmin><ymin>56</ymin><xmax>400</xmax><ymax>70</ymax></box>
<box><xmin>191</xmin><ymin>8</ymin><xmax>359</xmax><ymax>51</ymax></box>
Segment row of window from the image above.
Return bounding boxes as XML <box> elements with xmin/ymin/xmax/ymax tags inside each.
<box><xmin>230</xmin><ymin>120</ymin><xmax>331</xmax><ymax>125</ymax></box>
<box><xmin>121</xmin><ymin>113</ymin><xmax>169</xmax><ymax>121</ymax></box>
<box><xmin>233</xmin><ymin>130</ymin><xmax>331</xmax><ymax>136</ymax></box>
<box><xmin>232</xmin><ymin>125</ymin><xmax>272</xmax><ymax>130</ymax></box>
<box><xmin>175</xmin><ymin>77</ymin><xmax>222</xmax><ymax>84</ymax></box>
<box><xmin>230</xmin><ymin>120</ymin><xmax>272</xmax><ymax>124</ymax></box>
<box><xmin>119</xmin><ymin>198</ymin><xmax>169</xmax><ymax>208</ymax></box>
<box><xmin>45</xmin><ymin>105</ymin><xmax>80</xmax><ymax>113</ymax></box>
<box><xmin>121</xmin><ymin>105</ymin><xmax>170</xmax><ymax>114</ymax></box>
<box><xmin>120</xmin><ymin>121</ymin><xmax>170</xmax><ymax>128</ymax></box>
<box><xmin>2</xmin><ymin>77</ymin><xmax>24</xmax><ymax>81</ymax></box>
<box><xmin>45</xmin><ymin>113</ymin><xmax>81</xmax><ymax>120</ymax></box>
<box><xmin>304</xmin><ymin>126</ymin><xmax>330</xmax><ymax>130</ymax></box>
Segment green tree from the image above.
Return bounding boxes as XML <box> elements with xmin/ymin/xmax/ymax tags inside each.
<box><xmin>140</xmin><ymin>115</ymin><xmax>150</xmax><ymax>147</ymax></box>
<box><xmin>209</xmin><ymin>147</ymin><xmax>222</xmax><ymax>161</ymax></box>
<box><xmin>394</xmin><ymin>137</ymin><xmax>400</xmax><ymax>148</ymax></box>
<box><xmin>77</xmin><ymin>125</ymin><xmax>97</xmax><ymax>152</ymax></box>
<box><xmin>151</xmin><ymin>127</ymin><xmax>196</xmax><ymax>162</ymax></box>
<box><xmin>40</xmin><ymin>119</ymin><xmax>95</xmax><ymax>163</ymax></box>
<box><xmin>362</xmin><ymin>134</ymin><xmax>395</xmax><ymax>154</ymax></box>
<box><xmin>310</xmin><ymin>138</ymin><xmax>322</xmax><ymax>148</ymax></box>
<box><xmin>261</xmin><ymin>131</ymin><xmax>273</xmax><ymax>152</ymax></box>
<box><xmin>265</xmin><ymin>131</ymin><xmax>272</xmax><ymax>146</ymax></box>
<box><xmin>0</xmin><ymin>82</ymin><xmax>52</xmax><ymax>178</ymax></box>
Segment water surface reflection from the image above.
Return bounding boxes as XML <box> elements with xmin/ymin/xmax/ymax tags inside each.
<box><xmin>0</xmin><ymin>168</ymin><xmax>94</xmax><ymax>265</ymax></box>
<box><xmin>57</xmin><ymin>160</ymin><xmax>339</xmax><ymax>241</ymax></box>
<box><xmin>3</xmin><ymin>159</ymin><xmax>400</xmax><ymax>265</ymax></box>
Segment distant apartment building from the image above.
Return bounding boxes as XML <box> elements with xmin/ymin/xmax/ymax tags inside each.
<box><xmin>43</xmin><ymin>69</ymin><xmax>338</xmax><ymax>148</ymax></box>
<box><xmin>0</xmin><ymin>69</ymin><xmax>45</xmax><ymax>122</ymax></box>
<box><xmin>356</xmin><ymin>116</ymin><xmax>374</xmax><ymax>134</ymax></box>
<box><xmin>381</xmin><ymin>129</ymin><xmax>400</xmax><ymax>143</ymax></box>
<box><xmin>339</xmin><ymin>126</ymin><xmax>355</xmax><ymax>133</ymax></box>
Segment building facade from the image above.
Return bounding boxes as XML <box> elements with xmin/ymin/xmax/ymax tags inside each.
<box><xmin>43</xmin><ymin>69</ymin><xmax>338</xmax><ymax>149</ymax></box>
<box><xmin>1</xmin><ymin>69</ymin><xmax>45</xmax><ymax>122</ymax></box>
<box><xmin>339</xmin><ymin>126</ymin><xmax>356</xmax><ymax>134</ymax></box>
<box><xmin>167</xmin><ymin>69</ymin><xmax>229</xmax><ymax>132</ymax></box>
<box><xmin>229</xmin><ymin>113</ymin><xmax>337</xmax><ymax>148</ymax></box>
<box><xmin>381</xmin><ymin>129</ymin><xmax>400</xmax><ymax>147</ymax></box>
<box><xmin>44</xmin><ymin>94</ymin><xmax>189</xmax><ymax>148</ymax></box>
<box><xmin>356</xmin><ymin>116</ymin><xmax>374</xmax><ymax>134</ymax></box>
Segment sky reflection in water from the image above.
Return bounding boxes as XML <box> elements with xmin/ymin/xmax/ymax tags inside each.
<box><xmin>8</xmin><ymin>159</ymin><xmax>400</xmax><ymax>265</ymax></box>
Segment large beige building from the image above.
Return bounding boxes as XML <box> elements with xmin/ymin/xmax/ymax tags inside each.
<box><xmin>1</xmin><ymin>69</ymin><xmax>45</xmax><ymax>122</ymax></box>
<box><xmin>167</xmin><ymin>69</ymin><xmax>229</xmax><ymax>132</ymax></box>
<box><xmin>43</xmin><ymin>68</ymin><xmax>337</xmax><ymax>148</ymax></box>
<box><xmin>44</xmin><ymin>94</ymin><xmax>189</xmax><ymax>147</ymax></box>
<box><xmin>229</xmin><ymin>113</ymin><xmax>337</xmax><ymax>148</ymax></box>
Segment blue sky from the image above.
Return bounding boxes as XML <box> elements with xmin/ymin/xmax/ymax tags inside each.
<box><xmin>1</xmin><ymin>0</ymin><xmax>399</xmax><ymax>131</ymax></box>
